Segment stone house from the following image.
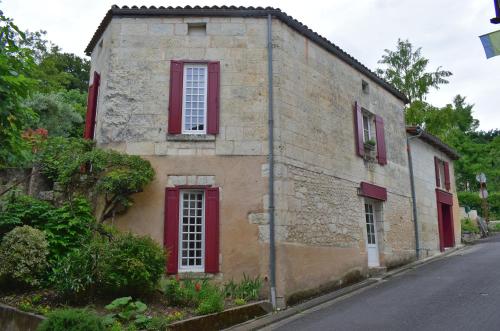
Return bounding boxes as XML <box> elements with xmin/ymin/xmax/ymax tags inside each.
<box><xmin>84</xmin><ymin>6</ymin><xmax>459</xmax><ymax>306</ymax></box>
<box><xmin>406</xmin><ymin>127</ymin><xmax>460</xmax><ymax>256</ymax></box>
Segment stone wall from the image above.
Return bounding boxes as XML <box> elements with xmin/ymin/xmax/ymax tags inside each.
<box><xmin>270</xmin><ymin>19</ymin><xmax>414</xmax><ymax>297</ymax></box>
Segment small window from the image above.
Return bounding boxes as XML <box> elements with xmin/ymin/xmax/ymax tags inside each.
<box><xmin>182</xmin><ymin>64</ymin><xmax>208</xmax><ymax>134</ymax></box>
<box><xmin>438</xmin><ymin>160</ymin><xmax>446</xmax><ymax>190</ymax></box>
<box><xmin>365</xmin><ymin>203</ymin><xmax>376</xmax><ymax>245</ymax></box>
<box><xmin>188</xmin><ymin>23</ymin><xmax>207</xmax><ymax>36</ymax></box>
<box><xmin>363</xmin><ymin>114</ymin><xmax>371</xmax><ymax>143</ymax></box>
<box><xmin>179</xmin><ymin>190</ymin><xmax>205</xmax><ymax>272</ymax></box>
<box><xmin>362</xmin><ymin>80</ymin><xmax>369</xmax><ymax>94</ymax></box>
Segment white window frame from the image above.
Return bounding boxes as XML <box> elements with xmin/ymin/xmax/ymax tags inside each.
<box><xmin>438</xmin><ymin>159</ymin><xmax>446</xmax><ymax>190</ymax></box>
<box><xmin>362</xmin><ymin>113</ymin><xmax>372</xmax><ymax>143</ymax></box>
<box><xmin>178</xmin><ymin>190</ymin><xmax>205</xmax><ymax>273</ymax></box>
<box><xmin>364</xmin><ymin>203</ymin><xmax>377</xmax><ymax>245</ymax></box>
<box><xmin>181</xmin><ymin>64</ymin><xmax>208</xmax><ymax>135</ymax></box>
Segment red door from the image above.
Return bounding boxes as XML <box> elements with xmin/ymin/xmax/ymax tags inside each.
<box><xmin>436</xmin><ymin>189</ymin><xmax>455</xmax><ymax>252</ymax></box>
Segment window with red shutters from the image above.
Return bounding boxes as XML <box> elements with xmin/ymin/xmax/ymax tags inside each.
<box><xmin>164</xmin><ymin>186</ymin><xmax>219</xmax><ymax>274</ymax></box>
<box><xmin>168</xmin><ymin>60</ymin><xmax>220</xmax><ymax>135</ymax></box>
<box><xmin>434</xmin><ymin>156</ymin><xmax>441</xmax><ymax>188</ymax></box>
<box><xmin>353</xmin><ymin>102</ymin><xmax>364</xmax><ymax>157</ymax></box>
<box><xmin>444</xmin><ymin>161</ymin><xmax>451</xmax><ymax>191</ymax></box>
<box><xmin>84</xmin><ymin>72</ymin><xmax>100</xmax><ymax>140</ymax></box>
<box><xmin>374</xmin><ymin>115</ymin><xmax>387</xmax><ymax>165</ymax></box>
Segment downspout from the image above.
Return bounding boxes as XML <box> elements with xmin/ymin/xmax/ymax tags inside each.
<box><xmin>267</xmin><ymin>13</ymin><xmax>277</xmax><ymax>310</ymax></box>
<box><xmin>407</xmin><ymin>127</ymin><xmax>423</xmax><ymax>259</ymax></box>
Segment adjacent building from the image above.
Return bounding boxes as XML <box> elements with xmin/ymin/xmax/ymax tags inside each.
<box><xmin>84</xmin><ymin>6</ymin><xmax>460</xmax><ymax>305</ymax></box>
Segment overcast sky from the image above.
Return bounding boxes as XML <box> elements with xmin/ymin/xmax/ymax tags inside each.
<box><xmin>3</xmin><ymin>0</ymin><xmax>499</xmax><ymax>130</ymax></box>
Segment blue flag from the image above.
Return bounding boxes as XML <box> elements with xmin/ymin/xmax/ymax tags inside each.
<box><xmin>480</xmin><ymin>30</ymin><xmax>500</xmax><ymax>58</ymax></box>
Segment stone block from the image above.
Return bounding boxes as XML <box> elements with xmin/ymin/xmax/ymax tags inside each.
<box><xmin>167</xmin><ymin>176</ymin><xmax>187</xmax><ymax>186</ymax></box>
<box><xmin>174</xmin><ymin>23</ymin><xmax>188</xmax><ymax>35</ymax></box>
<box><xmin>126</xmin><ymin>142</ymin><xmax>155</xmax><ymax>155</ymax></box>
<box><xmin>149</xmin><ymin>23</ymin><xmax>174</xmax><ymax>35</ymax></box>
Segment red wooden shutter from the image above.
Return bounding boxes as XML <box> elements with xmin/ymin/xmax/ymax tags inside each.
<box><xmin>204</xmin><ymin>187</ymin><xmax>220</xmax><ymax>273</ymax></box>
<box><xmin>168</xmin><ymin>61</ymin><xmax>183</xmax><ymax>134</ymax></box>
<box><xmin>353</xmin><ymin>102</ymin><xmax>364</xmax><ymax>157</ymax></box>
<box><xmin>207</xmin><ymin>62</ymin><xmax>220</xmax><ymax>135</ymax></box>
<box><xmin>434</xmin><ymin>157</ymin><xmax>441</xmax><ymax>188</ymax></box>
<box><xmin>165</xmin><ymin>187</ymin><xmax>180</xmax><ymax>274</ymax></box>
<box><xmin>83</xmin><ymin>72</ymin><xmax>100</xmax><ymax>139</ymax></box>
<box><xmin>444</xmin><ymin>161</ymin><xmax>450</xmax><ymax>191</ymax></box>
<box><xmin>375</xmin><ymin>115</ymin><xmax>387</xmax><ymax>165</ymax></box>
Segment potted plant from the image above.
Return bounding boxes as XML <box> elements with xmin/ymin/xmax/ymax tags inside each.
<box><xmin>364</xmin><ymin>139</ymin><xmax>376</xmax><ymax>150</ymax></box>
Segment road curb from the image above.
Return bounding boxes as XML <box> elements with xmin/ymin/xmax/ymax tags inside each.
<box><xmin>225</xmin><ymin>244</ymin><xmax>469</xmax><ymax>331</ymax></box>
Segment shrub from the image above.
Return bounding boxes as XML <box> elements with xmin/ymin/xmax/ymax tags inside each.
<box><xmin>458</xmin><ymin>191</ymin><xmax>483</xmax><ymax>215</ymax></box>
<box><xmin>99</xmin><ymin>232</ymin><xmax>166</xmax><ymax>296</ymax></box>
<box><xmin>103</xmin><ymin>296</ymin><xmax>148</xmax><ymax>325</ymax></box>
<box><xmin>461</xmin><ymin>218</ymin><xmax>480</xmax><ymax>234</ymax></box>
<box><xmin>0</xmin><ymin>194</ymin><xmax>94</xmax><ymax>262</ymax></box>
<box><xmin>0</xmin><ymin>226</ymin><xmax>49</xmax><ymax>287</ymax></box>
<box><xmin>50</xmin><ymin>240</ymin><xmax>101</xmax><ymax>300</ymax></box>
<box><xmin>196</xmin><ymin>284</ymin><xmax>224</xmax><ymax>315</ymax></box>
<box><xmin>37</xmin><ymin>308</ymin><xmax>105</xmax><ymax>331</ymax></box>
<box><xmin>224</xmin><ymin>274</ymin><xmax>262</xmax><ymax>301</ymax></box>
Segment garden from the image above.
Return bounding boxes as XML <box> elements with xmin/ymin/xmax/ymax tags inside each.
<box><xmin>0</xmin><ymin>137</ymin><xmax>263</xmax><ymax>331</ymax></box>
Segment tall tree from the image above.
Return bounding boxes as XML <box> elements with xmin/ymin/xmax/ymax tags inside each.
<box><xmin>0</xmin><ymin>13</ymin><xmax>38</xmax><ymax>167</ymax></box>
<box><xmin>376</xmin><ymin>39</ymin><xmax>452</xmax><ymax>103</ymax></box>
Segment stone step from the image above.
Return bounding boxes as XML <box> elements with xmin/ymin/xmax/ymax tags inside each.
<box><xmin>368</xmin><ymin>267</ymin><xmax>387</xmax><ymax>277</ymax></box>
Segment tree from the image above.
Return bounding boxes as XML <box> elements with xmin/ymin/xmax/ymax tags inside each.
<box><xmin>23</xmin><ymin>91</ymin><xmax>85</xmax><ymax>137</ymax></box>
<box><xmin>37</xmin><ymin>137</ymin><xmax>155</xmax><ymax>222</ymax></box>
<box><xmin>0</xmin><ymin>13</ymin><xmax>38</xmax><ymax>168</ymax></box>
<box><xmin>376</xmin><ymin>39</ymin><xmax>452</xmax><ymax>103</ymax></box>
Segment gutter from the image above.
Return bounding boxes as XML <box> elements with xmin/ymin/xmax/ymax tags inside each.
<box><xmin>267</xmin><ymin>13</ymin><xmax>277</xmax><ymax>310</ymax></box>
<box><xmin>406</xmin><ymin>126</ymin><xmax>423</xmax><ymax>259</ymax></box>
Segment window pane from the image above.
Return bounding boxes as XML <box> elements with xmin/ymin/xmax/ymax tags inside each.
<box><xmin>179</xmin><ymin>191</ymin><xmax>204</xmax><ymax>271</ymax></box>
<box><xmin>183</xmin><ymin>65</ymin><xmax>207</xmax><ymax>133</ymax></box>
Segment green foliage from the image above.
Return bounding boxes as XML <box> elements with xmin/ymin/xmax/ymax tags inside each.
<box><xmin>461</xmin><ymin>218</ymin><xmax>480</xmax><ymax>234</ymax></box>
<box><xmin>234</xmin><ymin>298</ymin><xmax>247</xmax><ymax>306</ymax></box>
<box><xmin>0</xmin><ymin>13</ymin><xmax>38</xmax><ymax>167</ymax></box>
<box><xmin>196</xmin><ymin>284</ymin><xmax>225</xmax><ymax>315</ymax></box>
<box><xmin>99</xmin><ymin>232</ymin><xmax>166</xmax><ymax>296</ymax></box>
<box><xmin>376</xmin><ymin>38</ymin><xmax>452</xmax><ymax>103</ymax></box>
<box><xmin>0</xmin><ymin>194</ymin><xmax>94</xmax><ymax>262</ymax></box>
<box><xmin>164</xmin><ymin>278</ymin><xmax>225</xmax><ymax>315</ymax></box>
<box><xmin>223</xmin><ymin>274</ymin><xmax>262</xmax><ymax>301</ymax></box>
<box><xmin>37</xmin><ymin>308</ymin><xmax>105</xmax><ymax>331</ymax></box>
<box><xmin>23</xmin><ymin>91</ymin><xmax>83</xmax><ymax>137</ymax></box>
<box><xmin>492</xmin><ymin>223</ymin><xmax>500</xmax><ymax>232</ymax></box>
<box><xmin>458</xmin><ymin>191</ymin><xmax>483</xmax><ymax>215</ymax></box>
<box><xmin>0</xmin><ymin>225</ymin><xmax>49</xmax><ymax>286</ymax></box>
<box><xmin>50</xmin><ymin>240</ymin><xmax>101</xmax><ymax>300</ymax></box>
<box><xmin>103</xmin><ymin>297</ymin><xmax>149</xmax><ymax>328</ymax></box>
<box><xmin>37</xmin><ymin>137</ymin><xmax>155</xmax><ymax>222</ymax></box>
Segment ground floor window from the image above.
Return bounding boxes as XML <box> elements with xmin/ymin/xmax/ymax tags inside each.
<box><xmin>165</xmin><ymin>186</ymin><xmax>219</xmax><ymax>274</ymax></box>
<box><xmin>179</xmin><ymin>190</ymin><xmax>205</xmax><ymax>272</ymax></box>
<box><xmin>365</xmin><ymin>203</ymin><xmax>376</xmax><ymax>245</ymax></box>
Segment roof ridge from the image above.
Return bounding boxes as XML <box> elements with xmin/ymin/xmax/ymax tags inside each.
<box><xmin>85</xmin><ymin>5</ymin><xmax>408</xmax><ymax>103</ymax></box>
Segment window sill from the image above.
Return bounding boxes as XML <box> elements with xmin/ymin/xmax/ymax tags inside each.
<box><xmin>166</xmin><ymin>134</ymin><xmax>216</xmax><ymax>142</ymax></box>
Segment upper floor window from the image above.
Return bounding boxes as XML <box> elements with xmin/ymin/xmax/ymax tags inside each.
<box><xmin>168</xmin><ymin>60</ymin><xmax>220</xmax><ymax>136</ymax></box>
<box><xmin>182</xmin><ymin>64</ymin><xmax>207</xmax><ymax>134</ymax></box>
<box><xmin>434</xmin><ymin>156</ymin><xmax>451</xmax><ymax>191</ymax></box>
<box><xmin>362</xmin><ymin>113</ymin><xmax>372</xmax><ymax>143</ymax></box>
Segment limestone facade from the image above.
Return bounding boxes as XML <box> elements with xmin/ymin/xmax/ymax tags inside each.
<box><xmin>86</xmin><ymin>8</ymin><xmax>458</xmax><ymax>302</ymax></box>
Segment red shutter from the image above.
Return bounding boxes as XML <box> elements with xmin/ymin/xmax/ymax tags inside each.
<box><xmin>207</xmin><ymin>62</ymin><xmax>220</xmax><ymax>135</ymax></box>
<box><xmin>353</xmin><ymin>102</ymin><xmax>364</xmax><ymax>157</ymax></box>
<box><xmin>168</xmin><ymin>61</ymin><xmax>183</xmax><ymax>134</ymax></box>
<box><xmin>204</xmin><ymin>187</ymin><xmax>220</xmax><ymax>273</ymax></box>
<box><xmin>444</xmin><ymin>161</ymin><xmax>451</xmax><ymax>191</ymax></box>
<box><xmin>84</xmin><ymin>72</ymin><xmax>100</xmax><ymax>140</ymax></box>
<box><xmin>434</xmin><ymin>157</ymin><xmax>441</xmax><ymax>188</ymax></box>
<box><xmin>165</xmin><ymin>187</ymin><xmax>180</xmax><ymax>274</ymax></box>
<box><xmin>375</xmin><ymin>115</ymin><xmax>387</xmax><ymax>165</ymax></box>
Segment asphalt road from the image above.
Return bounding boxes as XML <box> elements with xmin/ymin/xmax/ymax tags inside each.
<box><xmin>267</xmin><ymin>235</ymin><xmax>500</xmax><ymax>331</ymax></box>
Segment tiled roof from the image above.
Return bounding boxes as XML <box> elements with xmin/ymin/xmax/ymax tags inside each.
<box><xmin>85</xmin><ymin>5</ymin><xmax>409</xmax><ymax>103</ymax></box>
<box><xmin>406</xmin><ymin>126</ymin><xmax>460</xmax><ymax>160</ymax></box>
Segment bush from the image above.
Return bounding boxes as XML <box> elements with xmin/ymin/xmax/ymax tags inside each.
<box><xmin>164</xmin><ymin>278</ymin><xmax>224</xmax><ymax>315</ymax></box>
<box><xmin>0</xmin><ymin>226</ymin><xmax>49</xmax><ymax>287</ymax></box>
<box><xmin>224</xmin><ymin>274</ymin><xmax>262</xmax><ymax>301</ymax></box>
<box><xmin>196</xmin><ymin>284</ymin><xmax>224</xmax><ymax>315</ymax></box>
<box><xmin>0</xmin><ymin>194</ymin><xmax>94</xmax><ymax>262</ymax></box>
<box><xmin>51</xmin><ymin>241</ymin><xmax>101</xmax><ymax>300</ymax></box>
<box><xmin>37</xmin><ymin>308</ymin><xmax>105</xmax><ymax>331</ymax></box>
<box><xmin>99</xmin><ymin>232</ymin><xmax>166</xmax><ymax>296</ymax></box>
<box><xmin>458</xmin><ymin>191</ymin><xmax>482</xmax><ymax>215</ymax></box>
<box><xmin>461</xmin><ymin>218</ymin><xmax>480</xmax><ymax>234</ymax></box>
